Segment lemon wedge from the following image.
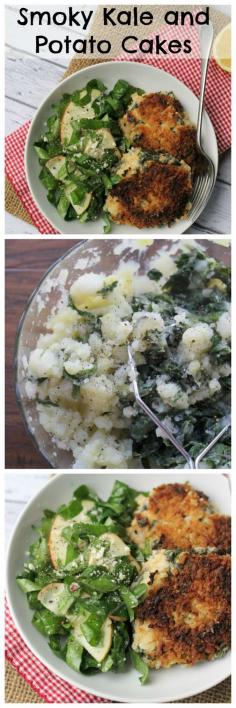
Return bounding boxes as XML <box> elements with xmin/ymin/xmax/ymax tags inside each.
<box><xmin>213</xmin><ymin>23</ymin><xmax>231</xmax><ymax>73</ymax></box>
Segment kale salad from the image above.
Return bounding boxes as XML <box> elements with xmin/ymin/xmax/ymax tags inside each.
<box><xmin>34</xmin><ymin>78</ymin><xmax>144</xmax><ymax>232</ymax></box>
<box><xmin>17</xmin><ymin>481</ymin><xmax>149</xmax><ymax>684</ymax></box>
<box><xmin>24</xmin><ymin>243</ymin><xmax>231</xmax><ymax>469</ymax></box>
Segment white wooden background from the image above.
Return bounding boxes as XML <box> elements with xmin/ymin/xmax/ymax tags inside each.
<box><xmin>5</xmin><ymin>4</ymin><xmax>231</xmax><ymax>235</ymax></box>
<box><xmin>5</xmin><ymin>473</ymin><xmax>50</xmax><ymax>546</ymax></box>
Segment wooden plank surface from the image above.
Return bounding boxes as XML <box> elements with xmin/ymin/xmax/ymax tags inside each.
<box><xmin>5</xmin><ymin>4</ymin><xmax>231</xmax><ymax>235</ymax></box>
<box><xmin>5</xmin><ymin>240</ymin><xmax>79</xmax><ymax>469</ymax></box>
<box><xmin>5</xmin><ymin>473</ymin><xmax>50</xmax><ymax>543</ymax></box>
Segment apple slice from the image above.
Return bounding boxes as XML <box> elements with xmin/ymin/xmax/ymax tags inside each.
<box><xmin>61</xmin><ymin>90</ymin><xmax>101</xmax><ymax>144</ymax></box>
<box><xmin>65</xmin><ymin>184</ymin><xmax>91</xmax><ymax>217</ymax></box>
<box><xmin>99</xmin><ymin>532</ymin><xmax>130</xmax><ymax>558</ymax></box>
<box><xmin>71</xmin><ymin>615</ymin><xmax>112</xmax><ymax>663</ymax></box>
<box><xmin>84</xmin><ymin>128</ymin><xmax>118</xmax><ymax>159</ymax></box>
<box><xmin>46</xmin><ymin>155</ymin><xmax>66</xmax><ymax>180</ymax></box>
<box><xmin>49</xmin><ymin>500</ymin><xmax>95</xmax><ymax>569</ymax></box>
<box><xmin>38</xmin><ymin>582</ymin><xmax>74</xmax><ymax>616</ymax></box>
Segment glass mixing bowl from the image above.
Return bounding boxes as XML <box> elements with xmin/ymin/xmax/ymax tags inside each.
<box><xmin>14</xmin><ymin>238</ymin><xmax>230</xmax><ymax>468</ymax></box>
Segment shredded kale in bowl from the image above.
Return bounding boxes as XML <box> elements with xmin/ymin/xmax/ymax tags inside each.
<box><xmin>128</xmin><ymin>249</ymin><xmax>231</xmax><ymax>468</ymax></box>
<box><xmin>25</xmin><ymin>245</ymin><xmax>231</xmax><ymax>469</ymax></box>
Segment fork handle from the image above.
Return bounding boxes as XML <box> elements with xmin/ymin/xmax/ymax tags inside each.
<box><xmin>196</xmin><ymin>22</ymin><xmax>214</xmax><ymax>147</ymax></box>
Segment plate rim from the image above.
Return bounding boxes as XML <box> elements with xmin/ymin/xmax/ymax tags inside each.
<box><xmin>6</xmin><ymin>472</ymin><xmax>230</xmax><ymax>703</ymax></box>
<box><xmin>24</xmin><ymin>59</ymin><xmax>218</xmax><ymax>235</ymax></box>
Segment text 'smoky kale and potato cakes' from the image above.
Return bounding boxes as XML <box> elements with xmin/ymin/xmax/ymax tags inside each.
<box><xmin>24</xmin><ymin>243</ymin><xmax>231</xmax><ymax>469</ymax></box>
<box><xmin>34</xmin><ymin>79</ymin><xmax>201</xmax><ymax>231</ymax></box>
<box><xmin>17</xmin><ymin>481</ymin><xmax>231</xmax><ymax>683</ymax></box>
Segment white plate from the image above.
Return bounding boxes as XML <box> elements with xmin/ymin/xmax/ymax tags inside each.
<box><xmin>6</xmin><ymin>473</ymin><xmax>230</xmax><ymax>703</ymax></box>
<box><xmin>25</xmin><ymin>60</ymin><xmax>218</xmax><ymax>235</ymax></box>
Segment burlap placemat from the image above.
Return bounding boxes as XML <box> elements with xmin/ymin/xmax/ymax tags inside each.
<box><xmin>5</xmin><ymin>662</ymin><xmax>43</xmax><ymax>703</ymax></box>
<box><xmin>5</xmin><ymin>659</ymin><xmax>231</xmax><ymax>703</ymax></box>
<box><xmin>5</xmin><ymin>177</ymin><xmax>33</xmax><ymax>225</ymax></box>
<box><xmin>5</xmin><ymin>5</ymin><xmax>230</xmax><ymax>225</ymax></box>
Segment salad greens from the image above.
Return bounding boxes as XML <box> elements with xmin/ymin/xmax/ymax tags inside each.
<box><xmin>34</xmin><ymin>79</ymin><xmax>143</xmax><ymax>231</ymax></box>
<box><xmin>17</xmin><ymin>481</ymin><xmax>149</xmax><ymax>684</ymax></box>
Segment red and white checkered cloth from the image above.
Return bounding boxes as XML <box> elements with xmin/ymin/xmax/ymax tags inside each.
<box><xmin>5</xmin><ymin>121</ymin><xmax>57</xmax><ymax>234</ymax></box>
<box><xmin>5</xmin><ymin>23</ymin><xmax>231</xmax><ymax>235</ymax></box>
<box><xmin>5</xmin><ymin>601</ymin><xmax>111</xmax><ymax>703</ymax></box>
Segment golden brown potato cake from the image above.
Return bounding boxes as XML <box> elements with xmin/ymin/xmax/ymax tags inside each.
<box><xmin>128</xmin><ymin>483</ymin><xmax>231</xmax><ymax>552</ymax></box>
<box><xmin>133</xmin><ymin>549</ymin><xmax>231</xmax><ymax>669</ymax></box>
<box><xmin>120</xmin><ymin>91</ymin><xmax>199</xmax><ymax>171</ymax></box>
<box><xmin>105</xmin><ymin>149</ymin><xmax>192</xmax><ymax>228</ymax></box>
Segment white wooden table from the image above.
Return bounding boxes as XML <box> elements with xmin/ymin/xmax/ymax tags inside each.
<box><xmin>5</xmin><ymin>474</ymin><xmax>50</xmax><ymax>546</ymax></box>
<box><xmin>5</xmin><ymin>3</ymin><xmax>231</xmax><ymax>234</ymax></box>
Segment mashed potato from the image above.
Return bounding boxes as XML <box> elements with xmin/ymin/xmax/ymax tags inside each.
<box><xmin>25</xmin><ymin>246</ymin><xmax>231</xmax><ymax>468</ymax></box>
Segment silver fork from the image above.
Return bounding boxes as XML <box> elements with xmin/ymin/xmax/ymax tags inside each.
<box><xmin>127</xmin><ymin>344</ymin><xmax>230</xmax><ymax>469</ymax></box>
<box><xmin>189</xmin><ymin>22</ymin><xmax>217</xmax><ymax>224</ymax></box>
